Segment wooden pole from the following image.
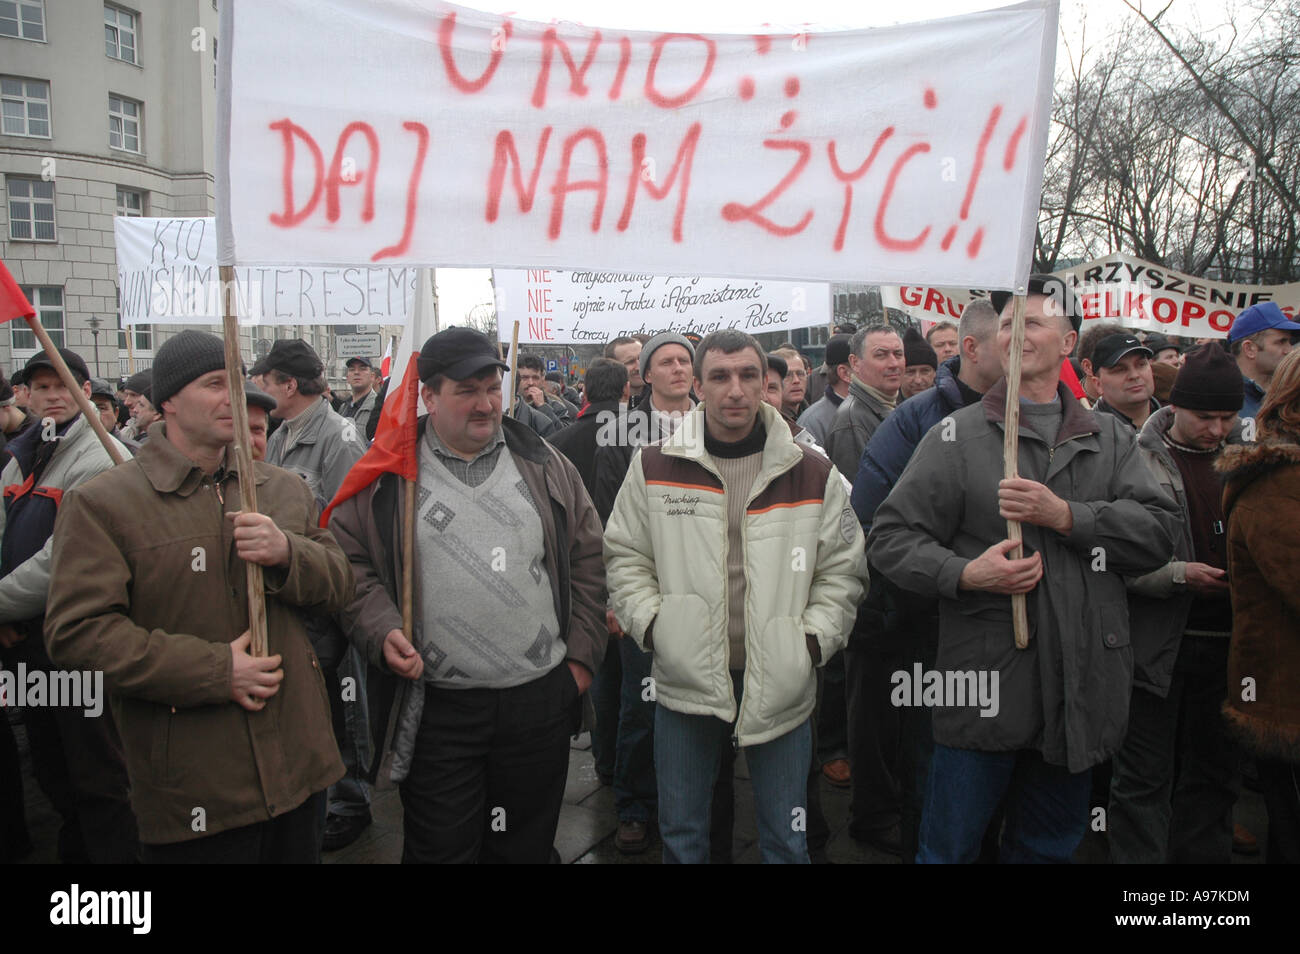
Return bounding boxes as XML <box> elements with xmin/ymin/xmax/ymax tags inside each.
<box><xmin>220</xmin><ymin>264</ymin><xmax>269</xmax><ymax>658</ymax></box>
<box><xmin>506</xmin><ymin>319</ymin><xmax>520</xmax><ymax>419</ymax></box>
<box><xmin>402</xmin><ymin>478</ymin><xmax>416</xmax><ymax>643</ymax></box>
<box><xmin>24</xmin><ymin>316</ymin><xmax>125</xmax><ymax>466</ymax></box>
<box><xmin>126</xmin><ymin>326</ymin><xmax>136</xmax><ymax>374</ymax></box>
<box><xmin>1002</xmin><ymin>293</ymin><xmax>1031</xmax><ymax>650</ymax></box>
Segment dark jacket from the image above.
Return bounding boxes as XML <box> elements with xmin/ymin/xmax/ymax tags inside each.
<box><xmin>591</xmin><ymin>399</ymin><xmax>693</xmax><ymax>526</ymax></box>
<box><xmin>549</xmin><ymin>400</ymin><xmax>620</xmax><ymax>507</ymax></box>
<box><xmin>849</xmin><ymin>357</ymin><xmax>980</xmax><ymax>650</ymax></box>
<box><xmin>44</xmin><ymin>423</ymin><xmax>351</xmax><ymax>844</ymax></box>
<box><xmin>1240</xmin><ymin>375</ymin><xmax>1266</xmax><ymax>422</ymax></box>
<box><xmin>510</xmin><ymin>394</ymin><xmax>561</xmax><ymax>438</ymax></box>
<box><xmin>1125</xmin><ymin>406</ymin><xmax>1244</xmax><ymax>698</ymax></box>
<box><xmin>1218</xmin><ymin>437</ymin><xmax>1300</xmax><ymax>762</ymax></box>
<box><xmin>825</xmin><ymin>376</ymin><xmax>894</xmax><ymax>482</ymax></box>
<box><xmin>329</xmin><ymin>415</ymin><xmax>607</xmax><ymax>781</ymax></box>
<box><xmin>851</xmin><ymin>356</ymin><xmax>975</xmax><ymax>530</ymax></box>
<box><xmin>867</xmin><ymin>377</ymin><xmax>1181</xmax><ymax>772</ymax></box>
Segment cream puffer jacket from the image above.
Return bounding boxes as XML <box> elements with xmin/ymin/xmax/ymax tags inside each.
<box><xmin>604</xmin><ymin>402</ymin><xmax>867</xmax><ymax>747</ymax></box>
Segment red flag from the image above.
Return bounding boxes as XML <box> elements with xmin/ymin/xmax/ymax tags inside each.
<box><xmin>321</xmin><ymin>353</ymin><xmax>420</xmax><ymax>528</ymax></box>
<box><xmin>0</xmin><ymin>260</ymin><xmax>35</xmax><ymax>324</ymax></box>
<box><xmin>380</xmin><ymin>336</ymin><xmax>393</xmax><ymax>378</ymax></box>
<box><xmin>1060</xmin><ymin>356</ymin><xmax>1086</xmax><ymax>400</ymax></box>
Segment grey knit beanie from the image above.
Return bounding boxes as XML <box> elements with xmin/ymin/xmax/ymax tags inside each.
<box><xmin>152</xmin><ymin>331</ymin><xmax>227</xmax><ymax>409</ymax></box>
<box><xmin>639</xmin><ymin>332</ymin><xmax>696</xmax><ymax>380</ymax></box>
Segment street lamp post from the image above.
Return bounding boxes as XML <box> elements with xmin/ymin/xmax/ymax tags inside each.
<box><xmin>88</xmin><ymin>315</ymin><xmax>102</xmax><ymax>378</ymax></box>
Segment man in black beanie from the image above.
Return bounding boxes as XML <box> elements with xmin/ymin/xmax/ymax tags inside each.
<box><xmin>1109</xmin><ymin>343</ymin><xmax>1249</xmax><ymax>863</ymax></box>
<box><xmin>901</xmin><ymin>328</ymin><xmax>938</xmax><ymax>400</ymax></box>
<box><xmin>45</xmin><ymin>329</ymin><xmax>351</xmax><ymax>863</ymax></box>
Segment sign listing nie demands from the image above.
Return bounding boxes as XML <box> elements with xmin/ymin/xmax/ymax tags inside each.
<box><xmin>218</xmin><ymin>0</ymin><xmax>1058</xmax><ymax>290</ymax></box>
<box><xmin>494</xmin><ymin>268</ymin><xmax>831</xmax><ymax>344</ymax></box>
<box><xmin>114</xmin><ymin>216</ymin><xmax>415</xmax><ymax>326</ymax></box>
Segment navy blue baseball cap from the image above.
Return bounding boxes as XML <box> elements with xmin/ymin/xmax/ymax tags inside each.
<box><xmin>1227</xmin><ymin>302</ymin><xmax>1300</xmax><ymax>343</ymax></box>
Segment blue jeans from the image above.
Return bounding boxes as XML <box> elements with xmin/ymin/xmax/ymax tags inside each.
<box><xmin>328</xmin><ymin>646</ymin><xmax>373</xmax><ymax>817</ymax></box>
<box><xmin>656</xmin><ymin>672</ymin><xmax>811</xmax><ymax>864</ymax></box>
<box><xmin>614</xmin><ymin>637</ymin><xmax>656</xmax><ymax>823</ymax></box>
<box><xmin>919</xmin><ymin>744</ymin><xmax>1091</xmax><ymax>863</ymax></box>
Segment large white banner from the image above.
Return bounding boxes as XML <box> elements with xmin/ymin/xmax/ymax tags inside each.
<box><xmin>114</xmin><ymin>217</ymin><xmax>415</xmax><ymax>326</ymax></box>
<box><xmin>217</xmin><ymin>1</ymin><xmax>1058</xmax><ymax>289</ymax></box>
<box><xmin>493</xmin><ymin>268</ymin><xmax>830</xmax><ymax>344</ymax></box>
<box><xmin>880</xmin><ymin>252</ymin><xmax>1300</xmax><ymax>338</ymax></box>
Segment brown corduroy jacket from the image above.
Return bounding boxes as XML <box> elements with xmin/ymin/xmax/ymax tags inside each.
<box><xmin>44</xmin><ymin>423</ymin><xmax>350</xmax><ymax>844</ymax></box>
<box><xmin>1218</xmin><ymin>438</ymin><xmax>1300</xmax><ymax>762</ymax></box>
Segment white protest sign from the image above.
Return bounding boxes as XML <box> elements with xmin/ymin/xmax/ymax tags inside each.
<box><xmin>114</xmin><ymin>217</ymin><xmax>416</xmax><ymax>326</ymax></box>
<box><xmin>881</xmin><ymin>253</ymin><xmax>1300</xmax><ymax>338</ymax></box>
<box><xmin>337</xmin><ymin>333</ymin><xmax>383</xmax><ymax>358</ymax></box>
<box><xmin>493</xmin><ymin>268</ymin><xmax>830</xmax><ymax>344</ymax></box>
<box><xmin>217</xmin><ymin>0</ymin><xmax>1058</xmax><ymax>289</ymax></box>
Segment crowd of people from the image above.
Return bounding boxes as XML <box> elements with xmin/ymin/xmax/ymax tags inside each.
<box><xmin>1</xmin><ymin>276</ymin><xmax>1298</xmax><ymax>865</ymax></box>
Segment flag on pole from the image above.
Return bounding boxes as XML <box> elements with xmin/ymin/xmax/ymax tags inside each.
<box><xmin>386</xmin><ymin>268</ymin><xmax>435</xmax><ymax>400</ymax></box>
<box><xmin>380</xmin><ymin>336</ymin><xmax>393</xmax><ymax>378</ymax></box>
<box><xmin>0</xmin><ymin>260</ymin><xmax>35</xmax><ymax>323</ymax></box>
<box><xmin>320</xmin><ymin>352</ymin><xmax>420</xmax><ymax>528</ymax></box>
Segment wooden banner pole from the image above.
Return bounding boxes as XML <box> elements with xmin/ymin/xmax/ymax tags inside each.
<box><xmin>24</xmin><ymin>315</ymin><xmax>125</xmax><ymax>466</ymax></box>
<box><xmin>220</xmin><ymin>264</ymin><xmax>269</xmax><ymax>658</ymax></box>
<box><xmin>402</xmin><ymin>476</ymin><xmax>416</xmax><ymax>643</ymax></box>
<box><xmin>1002</xmin><ymin>292</ymin><xmax>1031</xmax><ymax>650</ymax></box>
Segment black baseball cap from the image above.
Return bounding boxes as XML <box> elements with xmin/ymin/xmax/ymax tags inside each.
<box><xmin>249</xmin><ymin>338</ymin><xmax>324</xmax><ymax>379</ymax></box>
<box><xmin>1092</xmin><ymin>333</ymin><xmax>1153</xmax><ymax>370</ymax></box>
<box><xmin>23</xmin><ymin>347</ymin><xmax>90</xmax><ymax>385</ymax></box>
<box><xmin>417</xmin><ymin>328</ymin><xmax>509</xmax><ymax>384</ymax></box>
<box><xmin>244</xmin><ymin>380</ymin><xmax>278</xmax><ymax>413</ymax></box>
<box><xmin>990</xmin><ymin>275</ymin><xmax>1085</xmax><ymax>333</ymax></box>
<box><xmin>89</xmin><ymin>377</ymin><xmax>118</xmax><ymax>403</ymax></box>
<box><xmin>345</xmin><ymin>356</ymin><xmax>373</xmax><ymax>369</ymax></box>
<box><xmin>1143</xmin><ymin>333</ymin><xmax>1181</xmax><ymax>356</ymax></box>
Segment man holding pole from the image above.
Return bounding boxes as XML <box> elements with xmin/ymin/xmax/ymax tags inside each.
<box><xmin>0</xmin><ymin>348</ymin><xmax>134</xmax><ymax>862</ymax></box>
<box><xmin>43</xmin><ymin>331</ymin><xmax>351</xmax><ymax>862</ymax></box>
<box><xmin>867</xmin><ymin>276</ymin><xmax>1180</xmax><ymax>863</ymax></box>
<box><xmin>330</xmin><ymin>328</ymin><xmax>607</xmax><ymax>863</ymax></box>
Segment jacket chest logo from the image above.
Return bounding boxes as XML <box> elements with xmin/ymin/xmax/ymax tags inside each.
<box><xmin>660</xmin><ymin>492</ymin><xmax>702</xmax><ymax>516</ymax></box>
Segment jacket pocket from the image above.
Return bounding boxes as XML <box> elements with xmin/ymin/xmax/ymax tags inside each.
<box><xmin>755</xmin><ymin>616</ymin><xmax>814</xmax><ymax>724</ymax></box>
<box><xmin>650</xmin><ymin>593</ymin><xmax>714</xmax><ymax>699</ymax></box>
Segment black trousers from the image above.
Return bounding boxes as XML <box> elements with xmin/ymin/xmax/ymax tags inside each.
<box><xmin>1258</xmin><ymin>758</ymin><xmax>1300</xmax><ymax>864</ymax></box>
<box><xmin>846</xmin><ymin>643</ymin><xmax>905</xmax><ymax>834</ymax></box>
<box><xmin>399</xmin><ymin>664</ymin><xmax>578</xmax><ymax>864</ymax></box>
<box><xmin>0</xmin><ymin>712</ymin><xmax>30</xmax><ymax>861</ymax></box>
<box><xmin>141</xmin><ymin>790</ymin><xmax>326</xmax><ymax>864</ymax></box>
<box><xmin>3</xmin><ymin>635</ymin><xmax>138</xmax><ymax>863</ymax></box>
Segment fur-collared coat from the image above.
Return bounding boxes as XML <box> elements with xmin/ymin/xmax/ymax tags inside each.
<box><xmin>1218</xmin><ymin>437</ymin><xmax>1300</xmax><ymax>762</ymax></box>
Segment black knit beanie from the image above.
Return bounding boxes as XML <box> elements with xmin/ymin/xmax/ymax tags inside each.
<box><xmin>152</xmin><ymin>331</ymin><xmax>227</xmax><ymax>409</ymax></box>
<box><xmin>1169</xmin><ymin>343</ymin><xmax>1244</xmax><ymax>412</ymax></box>
<box><xmin>124</xmin><ymin>369</ymin><xmax>153</xmax><ymax>399</ymax></box>
<box><xmin>903</xmin><ymin>327</ymin><xmax>938</xmax><ymax>370</ymax></box>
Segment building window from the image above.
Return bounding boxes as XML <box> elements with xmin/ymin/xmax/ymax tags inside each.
<box><xmin>108</xmin><ymin>93</ymin><xmax>141</xmax><ymax>152</ymax></box>
<box><xmin>6</xmin><ymin>176</ymin><xmax>55</xmax><ymax>241</ymax></box>
<box><xmin>12</xmin><ymin>286</ymin><xmax>63</xmax><ymax>351</ymax></box>
<box><xmin>0</xmin><ymin>1</ymin><xmax>44</xmax><ymax>40</ymax></box>
<box><xmin>104</xmin><ymin>5</ymin><xmax>137</xmax><ymax>64</ymax></box>
<box><xmin>1</xmin><ymin>77</ymin><xmax>50</xmax><ymax>138</ymax></box>
<box><xmin>114</xmin><ymin>307</ymin><xmax>151</xmax><ymax>354</ymax></box>
<box><xmin>116</xmin><ymin>186</ymin><xmax>144</xmax><ymax>216</ymax></box>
